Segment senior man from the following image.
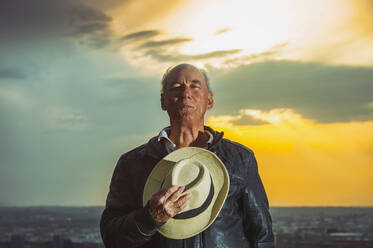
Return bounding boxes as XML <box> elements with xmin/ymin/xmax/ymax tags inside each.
<box><xmin>100</xmin><ymin>63</ymin><xmax>274</xmax><ymax>248</ymax></box>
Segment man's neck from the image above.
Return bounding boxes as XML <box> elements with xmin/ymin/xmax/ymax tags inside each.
<box><xmin>168</xmin><ymin>119</ymin><xmax>209</xmax><ymax>149</ymax></box>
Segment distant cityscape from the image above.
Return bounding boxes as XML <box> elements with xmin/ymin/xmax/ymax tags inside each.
<box><xmin>0</xmin><ymin>206</ymin><xmax>372</xmax><ymax>248</ymax></box>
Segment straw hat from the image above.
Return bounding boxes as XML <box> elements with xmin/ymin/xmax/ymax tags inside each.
<box><xmin>143</xmin><ymin>147</ymin><xmax>230</xmax><ymax>239</ymax></box>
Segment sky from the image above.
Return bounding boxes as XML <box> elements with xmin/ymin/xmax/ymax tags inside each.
<box><xmin>1</xmin><ymin>0</ymin><xmax>373</xmax><ymax>206</ymax></box>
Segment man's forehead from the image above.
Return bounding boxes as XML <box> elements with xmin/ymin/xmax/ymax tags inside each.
<box><xmin>168</xmin><ymin>65</ymin><xmax>205</xmax><ymax>81</ymax></box>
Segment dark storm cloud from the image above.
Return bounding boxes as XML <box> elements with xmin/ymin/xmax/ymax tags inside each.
<box><xmin>145</xmin><ymin>49</ymin><xmax>242</xmax><ymax>62</ymax></box>
<box><xmin>0</xmin><ymin>67</ymin><xmax>26</xmax><ymax>79</ymax></box>
<box><xmin>78</xmin><ymin>37</ymin><xmax>112</xmax><ymax>49</ymax></box>
<box><xmin>67</xmin><ymin>22</ymin><xmax>110</xmax><ymax>36</ymax></box>
<box><xmin>120</xmin><ymin>30</ymin><xmax>161</xmax><ymax>42</ymax></box>
<box><xmin>210</xmin><ymin>61</ymin><xmax>373</xmax><ymax>123</ymax></box>
<box><xmin>80</xmin><ymin>0</ymin><xmax>128</xmax><ymax>10</ymax></box>
<box><xmin>139</xmin><ymin>38</ymin><xmax>193</xmax><ymax>49</ymax></box>
<box><xmin>0</xmin><ymin>0</ymin><xmax>113</xmax><ymax>48</ymax></box>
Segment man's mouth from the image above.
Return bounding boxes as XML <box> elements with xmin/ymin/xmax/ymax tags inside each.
<box><xmin>181</xmin><ymin>104</ymin><xmax>194</xmax><ymax>109</ymax></box>
<box><xmin>177</xmin><ymin>102</ymin><xmax>194</xmax><ymax>108</ymax></box>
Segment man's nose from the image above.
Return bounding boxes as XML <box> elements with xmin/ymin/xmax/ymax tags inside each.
<box><xmin>181</xmin><ymin>85</ymin><xmax>192</xmax><ymax>98</ymax></box>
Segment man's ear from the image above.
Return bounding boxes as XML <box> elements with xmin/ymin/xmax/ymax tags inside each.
<box><xmin>161</xmin><ymin>93</ymin><xmax>166</xmax><ymax>110</ymax></box>
<box><xmin>207</xmin><ymin>93</ymin><xmax>214</xmax><ymax>110</ymax></box>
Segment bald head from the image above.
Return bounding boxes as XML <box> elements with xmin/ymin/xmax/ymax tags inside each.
<box><xmin>161</xmin><ymin>63</ymin><xmax>212</xmax><ymax>93</ymax></box>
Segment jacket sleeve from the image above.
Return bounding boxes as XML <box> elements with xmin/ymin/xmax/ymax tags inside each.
<box><xmin>242</xmin><ymin>151</ymin><xmax>275</xmax><ymax>248</ymax></box>
<box><xmin>100</xmin><ymin>154</ymin><xmax>164</xmax><ymax>248</ymax></box>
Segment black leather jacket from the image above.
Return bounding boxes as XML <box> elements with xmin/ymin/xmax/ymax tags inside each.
<box><xmin>100</xmin><ymin>126</ymin><xmax>275</xmax><ymax>248</ymax></box>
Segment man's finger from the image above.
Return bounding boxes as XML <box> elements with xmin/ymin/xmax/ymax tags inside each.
<box><xmin>177</xmin><ymin>199</ymin><xmax>189</xmax><ymax>212</ymax></box>
<box><xmin>167</xmin><ymin>186</ymin><xmax>185</xmax><ymax>203</ymax></box>
<box><xmin>174</xmin><ymin>193</ymin><xmax>192</xmax><ymax>210</ymax></box>
<box><xmin>149</xmin><ymin>189</ymin><xmax>167</xmax><ymax>206</ymax></box>
<box><xmin>159</xmin><ymin>185</ymin><xmax>180</xmax><ymax>203</ymax></box>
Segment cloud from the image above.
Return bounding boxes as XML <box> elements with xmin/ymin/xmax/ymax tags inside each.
<box><xmin>207</xmin><ymin>108</ymin><xmax>373</xmax><ymax>206</ymax></box>
<box><xmin>145</xmin><ymin>49</ymin><xmax>242</xmax><ymax>62</ymax></box>
<box><xmin>213</xmin><ymin>28</ymin><xmax>231</xmax><ymax>35</ymax></box>
<box><xmin>0</xmin><ymin>88</ymin><xmax>33</xmax><ymax>108</ymax></box>
<box><xmin>235</xmin><ymin>109</ymin><xmax>294</xmax><ymax>126</ymax></box>
<box><xmin>210</xmin><ymin>60</ymin><xmax>373</xmax><ymax>123</ymax></box>
<box><xmin>139</xmin><ymin>38</ymin><xmax>193</xmax><ymax>49</ymax></box>
<box><xmin>288</xmin><ymin>0</ymin><xmax>373</xmax><ymax>66</ymax></box>
<box><xmin>78</xmin><ymin>37</ymin><xmax>112</xmax><ymax>49</ymax></box>
<box><xmin>0</xmin><ymin>0</ymin><xmax>114</xmax><ymax>49</ymax></box>
<box><xmin>78</xmin><ymin>0</ymin><xmax>128</xmax><ymax>10</ymax></box>
<box><xmin>0</xmin><ymin>67</ymin><xmax>26</xmax><ymax>79</ymax></box>
<box><xmin>221</xmin><ymin>43</ymin><xmax>287</xmax><ymax>67</ymax></box>
<box><xmin>366</xmin><ymin>102</ymin><xmax>373</xmax><ymax>109</ymax></box>
<box><xmin>67</xmin><ymin>22</ymin><xmax>110</xmax><ymax>36</ymax></box>
<box><xmin>120</xmin><ymin>30</ymin><xmax>161</xmax><ymax>42</ymax></box>
<box><xmin>43</xmin><ymin>107</ymin><xmax>88</xmax><ymax>132</ymax></box>
<box><xmin>107</xmin><ymin>0</ymin><xmax>186</xmax><ymax>32</ymax></box>
<box><xmin>232</xmin><ymin>114</ymin><xmax>270</xmax><ymax>126</ymax></box>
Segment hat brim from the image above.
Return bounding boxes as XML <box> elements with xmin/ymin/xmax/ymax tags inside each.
<box><xmin>143</xmin><ymin>147</ymin><xmax>230</xmax><ymax>239</ymax></box>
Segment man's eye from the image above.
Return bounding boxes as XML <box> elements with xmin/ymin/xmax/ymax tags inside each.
<box><xmin>170</xmin><ymin>83</ymin><xmax>181</xmax><ymax>88</ymax></box>
<box><xmin>191</xmin><ymin>84</ymin><xmax>201</xmax><ymax>89</ymax></box>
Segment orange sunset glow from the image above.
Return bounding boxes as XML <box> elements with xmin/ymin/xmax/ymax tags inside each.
<box><xmin>207</xmin><ymin>109</ymin><xmax>373</xmax><ymax>206</ymax></box>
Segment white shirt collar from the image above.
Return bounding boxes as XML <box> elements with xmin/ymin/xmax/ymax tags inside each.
<box><xmin>157</xmin><ymin>127</ymin><xmax>213</xmax><ymax>153</ymax></box>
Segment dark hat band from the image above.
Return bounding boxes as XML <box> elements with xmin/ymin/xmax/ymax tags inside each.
<box><xmin>173</xmin><ymin>176</ymin><xmax>214</xmax><ymax>220</ymax></box>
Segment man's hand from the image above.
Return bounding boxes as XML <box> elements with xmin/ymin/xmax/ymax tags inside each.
<box><xmin>148</xmin><ymin>185</ymin><xmax>192</xmax><ymax>222</ymax></box>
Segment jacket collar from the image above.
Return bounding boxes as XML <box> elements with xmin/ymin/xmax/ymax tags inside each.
<box><xmin>157</xmin><ymin>126</ymin><xmax>214</xmax><ymax>153</ymax></box>
<box><xmin>145</xmin><ymin>125</ymin><xmax>224</xmax><ymax>160</ymax></box>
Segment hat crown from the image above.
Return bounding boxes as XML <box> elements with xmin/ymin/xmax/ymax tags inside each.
<box><xmin>162</xmin><ymin>158</ymin><xmax>211</xmax><ymax>213</ymax></box>
<box><xmin>143</xmin><ymin>147</ymin><xmax>230</xmax><ymax>239</ymax></box>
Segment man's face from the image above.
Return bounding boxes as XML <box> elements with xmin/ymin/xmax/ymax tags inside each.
<box><xmin>161</xmin><ymin>65</ymin><xmax>213</xmax><ymax>122</ymax></box>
